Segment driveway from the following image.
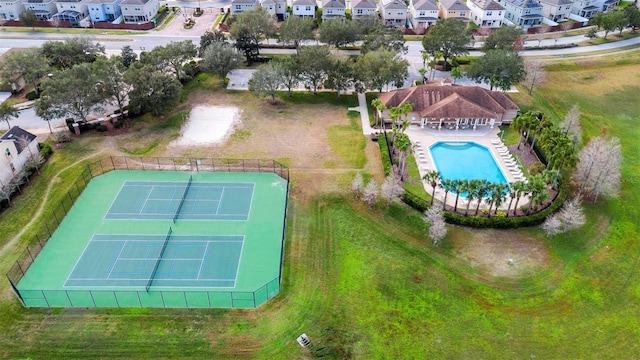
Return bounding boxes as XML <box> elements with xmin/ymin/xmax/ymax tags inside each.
<box><xmin>154</xmin><ymin>6</ymin><xmax>222</xmax><ymax>37</ymax></box>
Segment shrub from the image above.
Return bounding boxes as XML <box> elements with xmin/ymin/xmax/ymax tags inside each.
<box><xmin>113</xmin><ymin>120</ymin><xmax>123</xmax><ymax>129</ymax></box>
<box><xmin>529</xmin><ymin>161</ymin><xmax>545</xmax><ymax>175</ymax></box>
<box><xmin>38</xmin><ymin>142</ymin><xmax>53</xmax><ymax>158</ymax></box>
<box><xmin>95</xmin><ymin>125</ymin><xmax>108</xmax><ymax>132</ymax></box>
<box><xmin>26</xmin><ymin>91</ymin><xmax>38</xmax><ymax>101</ymax></box>
<box><xmin>52</xmin><ymin>130</ymin><xmax>71</xmax><ymax>143</ymax></box>
<box><xmin>378</xmin><ymin>135</ymin><xmax>392</xmax><ymax>176</ymax></box>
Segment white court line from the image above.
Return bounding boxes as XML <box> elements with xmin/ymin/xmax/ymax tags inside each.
<box><xmin>138</xmin><ymin>186</ymin><xmax>155</xmax><ymax>215</ymax></box>
<box><xmin>117</xmin><ymin>257</ymin><xmax>204</xmax><ymax>261</ymax></box>
<box><xmin>215</xmin><ymin>187</ymin><xmax>225</xmax><ymax>215</ymax></box>
<box><xmin>196</xmin><ymin>242</ymin><xmax>210</xmax><ymax>280</ymax></box>
<box><xmin>243</xmin><ymin>183</ymin><xmax>256</xmax><ymax>221</ymax></box>
<box><xmin>106</xmin><ymin>241</ymin><xmax>128</xmax><ymax>280</ymax></box>
<box><xmin>67</xmin><ymin>277</ymin><xmax>237</xmax><ymax>282</ymax></box>
<box><xmin>64</xmin><ymin>234</ymin><xmax>100</xmax><ymax>283</ymax></box>
<box><xmin>230</xmin><ymin>236</ymin><xmax>245</xmax><ymax>285</ymax></box>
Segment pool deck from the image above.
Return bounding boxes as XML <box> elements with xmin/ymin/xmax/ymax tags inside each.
<box><xmin>405</xmin><ymin>125</ymin><xmax>531</xmax><ymax>211</ymax></box>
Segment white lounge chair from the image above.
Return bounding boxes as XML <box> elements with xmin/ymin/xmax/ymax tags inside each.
<box><xmin>491</xmin><ymin>139</ymin><xmax>502</xmax><ymax>145</ymax></box>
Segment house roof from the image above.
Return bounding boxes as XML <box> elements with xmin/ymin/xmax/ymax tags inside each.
<box><xmin>412</xmin><ymin>0</ymin><xmax>438</xmax><ymax>11</ymax></box>
<box><xmin>86</xmin><ymin>0</ymin><xmax>117</xmax><ymax>4</ymax></box>
<box><xmin>323</xmin><ymin>0</ymin><xmax>345</xmax><ymax>8</ymax></box>
<box><xmin>469</xmin><ymin>0</ymin><xmax>505</xmax><ymax>10</ymax></box>
<box><xmin>377</xmin><ymin>84</ymin><xmax>519</xmax><ymax>120</ymax></box>
<box><xmin>55</xmin><ymin>0</ymin><xmax>83</xmax><ymax>3</ymax></box>
<box><xmin>1</xmin><ymin>127</ymin><xmax>37</xmax><ymax>155</ymax></box>
<box><xmin>352</xmin><ymin>0</ymin><xmax>376</xmax><ymax>9</ymax></box>
<box><xmin>121</xmin><ymin>0</ymin><xmax>152</xmax><ymax>5</ymax></box>
<box><xmin>439</xmin><ymin>0</ymin><xmax>469</xmax><ymax>10</ymax></box>
<box><xmin>381</xmin><ymin>0</ymin><xmax>408</xmax><ymax>10</ymax></box>
<box><xmin>232</xmin><ymin>0</ymin><xmax>257</xmax><ymax>4</ymax></box>
<box><xmin>293</xmin><ymin>0</ymin><xmax>315</xmax><ymax>5</ymax></box>
<box><xmin>261</xmin><ymin>0</ymin><xmax>276</xmax><ymax>4</ymax></box>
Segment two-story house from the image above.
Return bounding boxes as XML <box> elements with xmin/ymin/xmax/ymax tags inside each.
<box><xmin>0</xmin><ymin>0</ymin><xmax>26</xmax><ymax>20</ymax></box>
<box><xmin>322</xmin><ymin>0</ymin><xmax>345</xmax><ymax>20</ymax></box>
<box><xmin>260</xmin><ymin>0</ymin><xmax>286</xmax><ymax>19</ymax></box>
<box><xmin>498</xmin><ymin>0</ymin><xmax>543</xmax><ymax>27</ymax></box>
<box><xmin>379</xmin><ymin>0</ymin><xmax>407</xmax><ymax>27</ymax></box>
<box><xmin>231</xmin><ymin>0</ymin><xmax>258</xmax><ymax>14</ymax></box>
<box><xmin>52</xmin><ymin>0</ymin><xmax>88</xmax><ymax>25</ymax></box>
<box><xmin>351</xmin><ymin>0</ymin><xmax>376</xmax><ymax>19</ymax></box>
<box><xmin>409</xmin><ymin>0</ymin><xmax>438</xmax><ymax>31</ymax></box>
<box><xmin>0</xmin><ymin>127</ymin><xmax>39</xmax><ymax>187</ymax></box>
<box><xmin>23</xmin><ymin>0</ymin><xmax>58</xmax><ymax>20</ymax></box>
<box><xmin>467</xmin><ymin>0</ymin><xmax>505</xmax><ymax>27</ymax></box>
<box><xmin>536</xmin><ymin>0</ymin><xmax>572</xmax><ymax>22</ymax></box>
<box><xmin>291</xmin><ymin>0</ymin><xmax>315</xmax><ymax>18</ymax></box>
<box><xmin>120</xmin><ymin>0</ymin><xmax>158</xmax><ymax>23</ymax></box>
<box><xmin>87</xmin><ymin>0</ymin><xmax>123</xmax><ymax>22</ymax></box>
<box><xmin>439</xmin><ymin>0</ymin><xmax>470</xmax><ymax>20</ymax></box>
<box><xmin>570</xmin><ymin>0</ymin><xmax>598</xmax><ymax>18</ymax></box>
<box><xmin>594</xmin><ymin>0</ymin><xmax>619</xmax><ymax>12</ymax></box>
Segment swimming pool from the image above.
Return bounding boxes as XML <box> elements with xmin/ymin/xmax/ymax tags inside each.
<box><xmin>429</xmin><ymin>142</ymin><xmax>508</xmax><ymax>186</ymax></box>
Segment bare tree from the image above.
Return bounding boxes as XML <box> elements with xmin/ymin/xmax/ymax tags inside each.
<box><xmin>424</xmin><ymin>207</ymin><xmax>447</xmax><ymax>246</ymax></box>
<box><xmin>25</xmin><ymin>151</ymin><xmax>46</xmax><ymax>175</ymax></box>
<box><xmin>535</xmin><ymin>26</ymin><xmax>549</xmax><ymax>46</ymax></box>
<box><xmin>0</xmin><ymin>181</ymin><xmax>17</xmax><ymax>207</ymax></box>
<box><xmin>361</xmin><ymin>180</ymin><xmax>379</xmax><ymax>207</ymax></box>
<box><xmin>542</xmin><ymin>197</ymin><xmax>586</xmax><ymax>237</ymax></box>
<box><xmin>572</xmin><ymin>135</ymin><xmax>622</xmax><ymax>203</ymax></box>
<box><xmin>524</xmin><ymin>60</ymin><xmax>546</xmax><ymax>95</ymax></box>
<box><xmin>560</xmin><ymin>21</ymin><xmax>573</xmax><ymax>33</ymax></box>
<box><xmin>351</xmin><ymin>173</ymin><xmax>364</xmax><ymax>198</ymax></box>
<box><xmin>559</xmin><ymin>104</ymin><xmax>582</xmax><ymax>146</ymax></box>
<box><xmin>380</xmin><ymin>173</ymin><xmax>404</xmax><ymax>206</ymax></box>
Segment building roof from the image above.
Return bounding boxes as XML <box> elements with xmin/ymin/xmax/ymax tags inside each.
<box><xmin>121</xmin><ymin>0</ymin><xmax>152</xmax><ymax>5</ymax></box>
<box><xmin>352</xmin><ymin>0</ymin><xmax>376</xmax><ymax>9</ymax></box>
<box><xmin>1</xmin><ymin>127</ymin><xmax>37</xmax><ymax>155</ymax></box>
<box><xmin>293</xmin><ymin>0</ymin><xmax>316</xmax><ymax>5</ymax></box>
<box><xmin>469</xmin><ymin>0</ymin><xmax>505</xmax><ymax>10</ymax></box>
<box><xmin>323</xmin><ymin>0</ymin><xmax>345</xmax><ymax>8</ymax></box>
<box><xmin>86</xmin><ymin>0</ymin><xmax>117</xmax><ymax>5</ymax></box>
<box><xmin>440</xmin><ymin>0</ymin><xmax>469</xmax><ymax>10</ymax></box>
<box><xmin>381</xmin><ymin>0</ymin><xmax>408</xmax><ymax>10</ymax></box>
<box><xmin>378</xmin><ymin>83</ymin><xmax>519</xmax><ymax>120</ymax></box>
<box><xmin>412</xmin><ymin>0</ymin><xmax>438</xmax><ymax>11</ymax></box>
<box><xmin>55</xmin><ymin>0</ymin><xmax>84</xmax><ymax>3</ymax></box>
<box><xmin>231</xmin><ymin>0</ymin><xmax>258</xmax><ymax>4</ymax></box>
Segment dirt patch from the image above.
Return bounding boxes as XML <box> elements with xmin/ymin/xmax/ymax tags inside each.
<box><xmin>170</xmin><ymin>105</ymin><xmax>240</xmax><ymax>147</ymax></box>
<box><xmin>453</xmin><ymin>227</ymin><xmax>550</xmax><ymax>278</ymax></box>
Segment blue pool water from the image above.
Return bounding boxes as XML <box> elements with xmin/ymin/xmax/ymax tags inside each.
<box><xmin>429</xmin><ymin>142</ymin><xmax>508</xmax><ymax>186</ymax></box>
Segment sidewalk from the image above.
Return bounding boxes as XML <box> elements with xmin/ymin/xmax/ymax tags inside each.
<box><xmin>348</xmin><ymin>93</ymin><xmax>374</xmax><ymax>136</ymax></box>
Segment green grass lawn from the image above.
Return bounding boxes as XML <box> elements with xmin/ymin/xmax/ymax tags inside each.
<box><xmin>1</xmin><ymin>53</ymin><xmax>640</xmax><ymax>357</ymax></box>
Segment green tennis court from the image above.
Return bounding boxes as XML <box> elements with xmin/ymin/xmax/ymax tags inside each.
<box><xmin>15</xmin><ymin>169</ymin><xmax>288</xmax><ymax>308</ymax></box>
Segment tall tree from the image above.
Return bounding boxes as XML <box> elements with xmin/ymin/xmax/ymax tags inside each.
<box><xmin>381</xmin><ymin>173</ymin><xmax>404</xmax><ymax>207</ymax></box>
<box><xmin>278</xmin><ymin>16</ymin><xmax>315</xmax><ymax>51</ymax></box>
<box><xmin>474</xmin><ymin>180</ymin><xmax>490</xmax><ymax>215</ymax></box>
<box><xmin>229</xmin><ymin>7</ymin><xmax>277</xmax><ymax>63</ymax></box>
<box><xmin>624</xmin><ymin>5</ymin><xmax>640</xmax><ymax>31</ymax></box>
<box><xmin>559</xmin><ymin>104</ymin><xmax>582</xmax><ymax>146</ymax></box>
<box><xmin>510</xmin><ymin>111</ymin><xmax>537</xmax><ymax>150</ymax></box>
<box><xmin>507</xmin><ymin>180</ymin><xmax>528</xmax><ymax>217</ymax></box>
<box><xmin>298</xmin><ymin>45</ymin><xmax>332</xmax><ymax>95</ymax></box>
<box><xmin>325</xmin><ymin>54</ymin><xmax>355</xmax><ymax>98</ymax></box>
<box><xmin>93</xmin><ymin>56</ymin><xmax>131</xmax><ymax>119</ymax></box>
<box><xmin>0</xmin><ymin>47</ymin><xmax>49</xmax><ymax>96</ymax></box>
<box><xmin>424</xmin><ymin>207</ymin><xmax>447</xmax><ymax>246</ymax></box>
<box><xmin>542</xmin><ymin>197</ymin><xmax>586</xmax><ymax>237</ymax></box>
<box><xmin>120</xmin><ymin>45</ymin><xmax>138</xmax><ymax>68</ymax></box>
<box><xmin>41</xmin><ymin>38</ymin><xmax>105</xmax><ymax>70</ymax></box>
<box><xmin>319</xmin><ymin>19</ymin><xmax>359</xmax><ymax>49</ymax></box>
<box><xmin>35</xmin><ymin>63</ymin><xmax>106</xmax><ymax>123</ymax></box>
<box><xmin>124</xmin><ymin>64</ymin><xmax>182</xmax><ymax>116</ymax></box>
<box><xmin>272</xmin><ymin>56</ymin><xmax>301</xmax><ymax>97</ymax></box>
<box><xmin>19</xmin><ymin>9</ymin><xmax>37</xmax><ymax>30</ymax></box>
<box><xmin>482</xmin><ymin>26</ymin><xmax>524</xmax><ymax>51</ymax></box>
<box><xmin>0</xmin><ymin>102</ymin><xmax>19</xmax><ymax>130</ymax></box>
<box><xmin>353</xmin><ymin>49</ymin><xmax>408</xmax><ymax>92</ymax></box>
<box><xmin>361</xmin><ymin>179</ymin><xmax>379</xmax><ymax>207</ymax></box>
<box><xmin>590</xmin><ymin>11</ymin><xmax>626</xmax><ymax>40</ymax></box>
<box><xmin>572</xmin><ymin>135</ymin><xmax>622</xmax><ymax>203</ymax></box>
<box><xmin>421</xmin><ymin>19</ymin><xmax>472</xmax><ymax>70</ymax></box>
<box><xmin>199</xmin><ymin>30</ymin><xmax>227</xmax><ymax>56</ymax></box>
<box><xmin>422</xmin><ymin>170</ymin><xmax>441</xmax><ymax>206</ymax></box>
<box><xmin>146</xmin><ymin>40</ymin><xmax>198</xmax><ymax>81</ymax></box>
<box><xmin>248</xmin><ymin>62</ymin><xmax>284</xmax><ymax>103</ymax></box>
<box><xmin>467</xmin><ymin>49</ymin><xmax>525</xmax><ymax>91</ymax></box>
<box><xmin>524</xmin><ymin>59</ymin><xmax>546</xmax><ymax>95</ymax></box>
<box><xmin>450</xmin><ymin>179</ymin><xmax>463</xmax><ymax>213</ymax></box>
<box><xmin>200</xmin><ymin>42</ymin><xmax>242</xmax><ymax>86</ymax></box>
<box><xmin>361</xmin><ymin>24</ymin><xmax>407</xmax><ymax>54</ymax></box>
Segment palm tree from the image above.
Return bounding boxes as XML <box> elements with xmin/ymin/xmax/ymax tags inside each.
<box><xmin>542</xmin><ymin>169</ymin><xmax>562</xmax><ymax>190</ymax></box>
<box><xmin>422</xmin><ymin>170</ymin><xmax>441</xmax><ymax>206</ymax></box>
<box><xmin>464</xmin><ymin>179</ymin><xmax>480</xmax><ymax>216</ymax></box>
<box><xmin>526</xmin><ymin>174</ymin><xmax>547</xmax><ymax>214</ymax></box>
<box><xmin>451</xmin><ymin>179</ymin><xmax>464</xmax><ymax>213</ymax></box>
<box><xmin>394</xmin><ymin>133</ymin><xmax>411</xmax><ymax>180</ymax></box>
<box><xmin>507</xmin><ymin>181</ymin><xmax>524</xmax><ymax>217</ymax></box>
<box><xmin>512</xmin><ymin>181</ymin><xmax>531</xmax><ymax>216</ymax></box>
<box><xmin>371</xmin><ymin>98</ymin><xmax>386</xmax><ymax>128</ymax></box>
<box><xmin>474</xmin><ymin>180</ymin><xmax>490</xmax><ymax>215</ymax></box>
<box><xmin>510</xmin><ymin>111</ymin><xmax>537</xmax><ymax>150</ymax></box>
<box><xmin>529</xmin><ymin>116</ymin><xmax>552</xmax><ymax>153</ymax></box>
<box><xmin>440</xmin><ymin>179</ymin><xmax>454</xmax><ymax>211</ymax></box>
<box><xmin>491</xmin><ymin>183</ymin><xmax>509</xmax><ymax>215</ymax></box>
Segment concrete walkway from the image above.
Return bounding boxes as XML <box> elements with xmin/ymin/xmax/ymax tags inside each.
<box><xmin>348</xmin><ymin>93</ymin><xmax>374</xmax><ymax>136</ymax></box>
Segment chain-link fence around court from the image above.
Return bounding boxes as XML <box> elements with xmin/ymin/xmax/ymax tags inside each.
<box><xmin>6</xmin><ymin>156</ymin><xmax>289</xmax><ymax>309</ymax></box>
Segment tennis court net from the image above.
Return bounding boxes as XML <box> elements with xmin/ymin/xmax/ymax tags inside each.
<box><xmin>173</xmin><ymin>175</ymin><xmax>193</xmax><ymax>223</ymax></box>
<box><xmin>146</xmin><ymin>226</ymin><xmax>172</xmax><ymax>292</ymax></box>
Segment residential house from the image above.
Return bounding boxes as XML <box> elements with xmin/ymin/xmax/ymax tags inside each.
<box><xmin>570</xmin><ymin>0</ymin><xmax>598</xmax><ymax>18</ymax></box>
<box><xmin>0</xmin><ymin>0</ymin><xmax>25</xmax><ymax>21</ymax></box>
<box><xmin>467</xmin><ymin>0</ymin><xmax>505</xmax><ymax>27</ymax></box>
<box><xmin>594</xmin><ymin>0</ymin><xmax>618</xmax><ymax>12</ymax></box>
<box><xmin>0</xmin><ymin>127</ymin><xmax>39</xmax><ymax>186</ymax></box>
<box><xmin>52</xmin><ymin>0</ymin><xmax>88</xmax><ymax>25</ymax></box>
<box><xmin>231</xmin><ymin>0</ymin><xmax>258</xmax><ymax>14</ymax></box>
<box><xmin>291</xmin><ymin>0</ymin><xmax>315</xmax><ymax>18</ymax></box>
<box><xmin>87</xmin><ymin>0</ymin><xmax>123</xmax><ymax>22</ymax></box>
<box><xmin>351</xmin><ymin>0</ymin><xmax>376</xmax><ymax>19</ymax></box>
<box><xmin>322</xmin><ymin>0</ymin><xmax>346</xmax><ymax>20</ymax></box>
<box><xmin>376</xmin><ymin>81</ymin><xmax>520</xmax><ymax>129</ymax></box>
<box><xmin>260</xmin><ymin>0</ymin><xmax>286</xmax><ymax>19</ymax></box>
<box><xmin>497</xmin><ymin>0</ymin><xmax>543</xmax><ymax>27</ymax></box>
<box><xmin>409</xmin><ymin>0</ymin><xmax>439</xmax><ymax>31</ymax></box>
<box><xmin>438</xmin><ymin>0</ymin><xmax>470</xmax><ymax>21</ymax></box>
<box><xmin>120</xmin><ymin>0</ymin><xmax>158</xmax><ymax>23</ymax></box>
<box><xmin>379</xmin><ymin>0</ymin><xmax>407</xmax><ymax>27</ymax></box>
<box><xmin>536</xmin><ymin>0</ymin><xmax>572</xmax><ymax>22</ymax></box>
<box><xmin>22</xmin><ymin>0</ymin><xmax>58</xmax><ymax>20</ymax></box>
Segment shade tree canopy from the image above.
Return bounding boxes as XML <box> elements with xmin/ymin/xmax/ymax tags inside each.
<box><xmin>0</xmin><ymin>47</ymin><xmax>49</xmax><ymax>95</ymax></box>
<box><xmin>422</xmin><ymin>19</ymin><xmax>472</xmax><ymax>69</ymax></box>
<box><xmin>124</xmin><ymin>64</ymin><xmax>182</xmax><ymax>116</ymax></box>
<box><xmin>278</xmin><ymin>16</ymin><xmax>315</xmax><ymax>50</ymax></box>
<box><xmin>467</xmin><ymin>49</ymin><xmax>525</xmax><ymax>91</ymax></box>
<box><xmin>353</xmin><ymin>49</ymin><xmax>409</xmax><ymax>92</ymax></box>
<box><xmin>200</xmin><ymin>42</ymin><xmax>243</xmax><ymax>86</ymax></box>
<box><xmin>40</xmin><ymin>37</ymin><xmax>105</xmax><ymax>70</ymax></box>
<box><xmin>482</xmin><ymin>26</ymin><xmax>524</xmax><ymax>51</ymax></box>
<box><xmin>229</xmin><ymin>7</ymin><xmax>277</xmax><ymax>63</ymax></box>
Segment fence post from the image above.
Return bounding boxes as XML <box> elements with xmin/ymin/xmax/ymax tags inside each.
<box><xmin>140</xmin><ymin>157</ymin><xmax>144</xmax><ymax>170</ymax></box>
<box><xmin>110</xmin><ymin>156</ymin><xmax>115</xmax><ymax>171</ymax></box>
<box><xmin>26</xmin><ymin>247</ymin><xmax>33</xmax><ymax>262</ymax></box>
<box><xmin>99</xmin><ymin>160</ymin><xmax>104</xmax><ymax>175</ymax></box>
<box><xmin>16</xmin><ymin>261</ymin><xmax>24</xmax><ymax>276</ymax></box>
<box><xmin>173</xmin><ymin>158</ymin><xmax>177</xmax><ymax>171</ymax></box>
<box><xmin>195</xmin><ymin>159</ymin><xmax>199</xmax><ymax>172</ymax></box>
<box><xmin>242</xmin><ymin>159</ymin><xmax>245</xmax><ymax>172</ymax></box>
<box><xmin>125</xmin><ymin>156</ymin><xmax>129</xmax><ymax>171</ymax></box>
<box><xmin>90</xmin><ymin>291</ymin><xmax>97</xmax><ymax>307</ymax></box>
<box><xmin>157</xmin><ymin>157</ymin><xmax>160</xmax><ymax>171</ymax></box>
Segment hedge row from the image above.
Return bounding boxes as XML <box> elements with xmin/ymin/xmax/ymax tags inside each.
<box><xmin>378</xmin><ymin>135</ymin><xmax>392</xmax><ymax>176</ymax></box>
